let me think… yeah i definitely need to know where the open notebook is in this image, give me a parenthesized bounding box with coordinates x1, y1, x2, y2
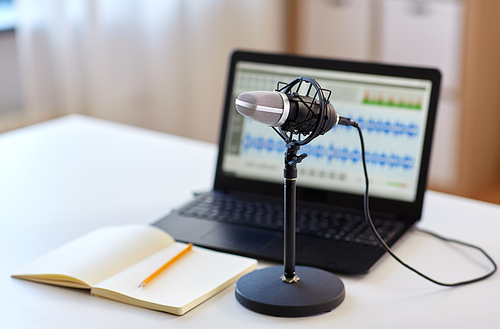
(11, 225, 257, 315)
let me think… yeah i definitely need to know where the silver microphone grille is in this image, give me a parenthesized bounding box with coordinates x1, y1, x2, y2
(235, 91, 284, 126)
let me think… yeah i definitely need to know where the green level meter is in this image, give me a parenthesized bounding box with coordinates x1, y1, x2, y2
(387, 181, 407, 188)
(362, 97, 421, 110)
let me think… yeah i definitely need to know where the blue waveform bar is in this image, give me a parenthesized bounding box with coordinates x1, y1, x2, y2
(338, 117, 419, 137)
(242, 135, 415, 170)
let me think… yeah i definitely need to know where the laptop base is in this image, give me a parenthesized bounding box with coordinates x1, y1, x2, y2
(235, 265, 345, 317)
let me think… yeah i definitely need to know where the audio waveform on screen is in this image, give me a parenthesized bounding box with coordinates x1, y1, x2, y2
(242, 135, 415, 170)
(337, 117, 419, 137)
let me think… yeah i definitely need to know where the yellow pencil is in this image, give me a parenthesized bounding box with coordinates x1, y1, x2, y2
(138, 243, 193, 288)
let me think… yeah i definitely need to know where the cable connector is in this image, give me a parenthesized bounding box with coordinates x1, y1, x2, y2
(338, 116, 358, 127)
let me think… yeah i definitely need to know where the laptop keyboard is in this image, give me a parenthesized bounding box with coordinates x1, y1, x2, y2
(177, 193, 405, 248)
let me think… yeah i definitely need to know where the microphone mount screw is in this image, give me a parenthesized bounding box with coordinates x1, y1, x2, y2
(287, 153, 308, 166)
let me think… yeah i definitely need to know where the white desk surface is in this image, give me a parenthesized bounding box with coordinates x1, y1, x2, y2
(2, 115, 499, 328)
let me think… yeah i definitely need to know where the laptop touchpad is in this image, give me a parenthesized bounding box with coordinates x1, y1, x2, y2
(200, 226, 280, 252)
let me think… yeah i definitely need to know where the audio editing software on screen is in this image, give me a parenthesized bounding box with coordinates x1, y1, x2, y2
(222, 62, 433, 203)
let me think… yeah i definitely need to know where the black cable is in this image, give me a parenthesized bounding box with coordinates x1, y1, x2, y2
(340, 116, 497, 287)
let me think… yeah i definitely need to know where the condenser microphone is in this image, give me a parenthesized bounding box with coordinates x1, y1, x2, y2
(235, 90, 339, 135)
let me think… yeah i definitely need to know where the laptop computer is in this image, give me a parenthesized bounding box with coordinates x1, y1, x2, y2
(153, 50, 440, 275)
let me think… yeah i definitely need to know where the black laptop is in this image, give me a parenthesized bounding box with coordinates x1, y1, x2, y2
(153, 50, 440, 274)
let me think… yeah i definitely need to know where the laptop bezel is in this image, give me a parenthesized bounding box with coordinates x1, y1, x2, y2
(214, 50, 441, 221)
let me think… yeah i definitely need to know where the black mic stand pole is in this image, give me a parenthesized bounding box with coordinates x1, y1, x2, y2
(282, 142, 304, 283)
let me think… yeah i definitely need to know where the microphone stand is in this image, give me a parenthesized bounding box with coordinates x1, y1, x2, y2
(234, 76, 345, 317)
(234, 141, 345, 317)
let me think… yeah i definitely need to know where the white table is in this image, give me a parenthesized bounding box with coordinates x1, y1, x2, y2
(2, 115, 499, 328)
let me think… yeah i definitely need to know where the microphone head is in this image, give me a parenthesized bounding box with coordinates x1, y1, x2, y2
(235, 91, 288, 126)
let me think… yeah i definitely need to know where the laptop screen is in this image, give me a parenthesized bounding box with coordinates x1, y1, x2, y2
(220, 57, 436, 204)
(216, 51, 440, 216)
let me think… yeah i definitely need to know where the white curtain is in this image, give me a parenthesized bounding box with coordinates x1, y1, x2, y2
(15, 0, 286, 142)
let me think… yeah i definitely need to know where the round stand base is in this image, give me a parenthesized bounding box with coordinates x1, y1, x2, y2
(235, 265, 345, 317)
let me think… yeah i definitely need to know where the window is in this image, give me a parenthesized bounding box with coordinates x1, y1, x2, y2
(0, 0, 15, 31)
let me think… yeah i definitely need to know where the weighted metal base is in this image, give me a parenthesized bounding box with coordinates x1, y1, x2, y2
(235, 265, 345, 317)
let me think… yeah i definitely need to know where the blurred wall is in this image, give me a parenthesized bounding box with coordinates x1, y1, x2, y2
(0, 30, 23, 115)
(1, 0, 287, 143)
(2, 0, 500, 202)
